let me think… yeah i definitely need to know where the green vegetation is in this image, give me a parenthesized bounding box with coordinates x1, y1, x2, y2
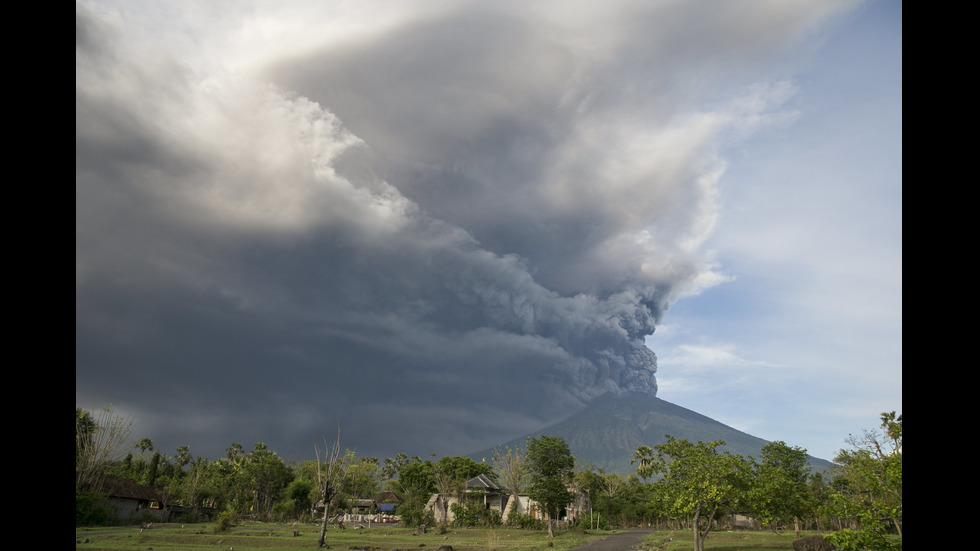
(629, 413, 903, 551)
(648, 437, 753, 551)
(76, 406, 901, 551)
(822, 412, 902, 551)
(639, 529, 869, 551)
(525, 436, 575, 538)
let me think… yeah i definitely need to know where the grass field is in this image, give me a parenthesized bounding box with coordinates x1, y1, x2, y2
(640, 529, 830, 551)
(74, 522, 838, 550)
(74, 522, 602, 551)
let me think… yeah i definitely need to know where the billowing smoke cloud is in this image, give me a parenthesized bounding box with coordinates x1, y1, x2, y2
(76, 0, 858, 459)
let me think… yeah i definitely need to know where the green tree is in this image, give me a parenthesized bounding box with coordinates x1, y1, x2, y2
(136, 438, 154, 455)
(392, 457, 436, 528)
(650, 436, 753, 551)
(226, 442, 245, 461)
(241, 443, 293, 520)
(395, 458, 435, 495)
(193, 456, 238, 515)
(382, 452, 410, 482)
(574, 465, 633, 529)
(824, 412, 902, 551)
(806, 470, 835, 532)
(275, 478, 314, 521)
(751, 441, 813, 537)
(437, 455, 494, 481)
(175, 445, 192, 474)
(146, 451, 162, 486)
(525, 436, 575, 538)
(343, 456, 381, 502)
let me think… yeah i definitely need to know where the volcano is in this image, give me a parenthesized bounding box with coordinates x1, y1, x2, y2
(472, 391, 834, 475)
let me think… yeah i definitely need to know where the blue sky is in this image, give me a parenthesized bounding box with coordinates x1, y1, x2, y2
(76, 0, 900, 463)
(648, 0, 901, 461)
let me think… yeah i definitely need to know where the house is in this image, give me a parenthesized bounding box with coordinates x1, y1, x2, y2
(349, 498, 377, 514)
(373, 490, 402, 515)
(98, 476, 172, 525)
(337, 490, 404, 524)
(465, 474, 508, 513)
(426, 474, 588, 526)
(501, 491, 590, 526)
(427, 474, 509, 524)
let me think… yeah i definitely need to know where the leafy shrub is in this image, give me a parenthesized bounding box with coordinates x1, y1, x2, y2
(76, 492, 110, 526)
(396, 501, 435, 529)
(485, 508, 503, 527)
(212, 506, 237, 533)
(506, 512, 545, 530)
(272, 498, 301, 522)
(578, 514, 610, 530)
(450, 502, 478, 527)
(826, 528, 902, 551)
(450, 501, 502, 528)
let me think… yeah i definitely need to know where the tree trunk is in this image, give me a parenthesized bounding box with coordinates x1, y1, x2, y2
(440, 497, 450, 532)
(317, 496, 331, 548)
(692, 504, 703, 551)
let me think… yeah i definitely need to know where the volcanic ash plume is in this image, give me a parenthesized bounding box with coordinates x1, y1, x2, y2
(74, 0, 844, 455)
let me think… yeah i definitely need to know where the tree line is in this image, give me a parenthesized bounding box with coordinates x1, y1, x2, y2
(76, 407, 900, 551)
(614, 412, 901, 551)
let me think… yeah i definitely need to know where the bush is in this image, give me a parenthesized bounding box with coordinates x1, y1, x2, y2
(506, 512, 544, 530)
(578, 514, 610, 531)
(396, 501, 435, 529)
(76, 492, 110, 526)
(485, 508, 503, 527)
(450, 501, 503, 528)
(213, 506, 237, 533)
(272, 498, 298, 522)
(825, 528, 902, 551)
(450, 502, 478, 527)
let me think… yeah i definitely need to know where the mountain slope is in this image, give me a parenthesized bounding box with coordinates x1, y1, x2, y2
(472, 391, 834, 475)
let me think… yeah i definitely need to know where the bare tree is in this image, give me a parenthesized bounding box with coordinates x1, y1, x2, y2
(433, 468, 464, 533)
(492, 443, 527, 518)
(315, 425, 354, 548)
(76, 406, 135, 494)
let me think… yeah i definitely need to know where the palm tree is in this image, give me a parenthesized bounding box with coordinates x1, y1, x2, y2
(136, 438, 154, 456)
(175, 445, 192, 472)
(631, 445, 654, 481)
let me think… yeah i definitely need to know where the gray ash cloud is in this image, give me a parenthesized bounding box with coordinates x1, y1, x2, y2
(76, 0, 846, 459)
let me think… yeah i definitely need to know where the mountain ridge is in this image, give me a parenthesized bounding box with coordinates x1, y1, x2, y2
(471, 391, 834, 475)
